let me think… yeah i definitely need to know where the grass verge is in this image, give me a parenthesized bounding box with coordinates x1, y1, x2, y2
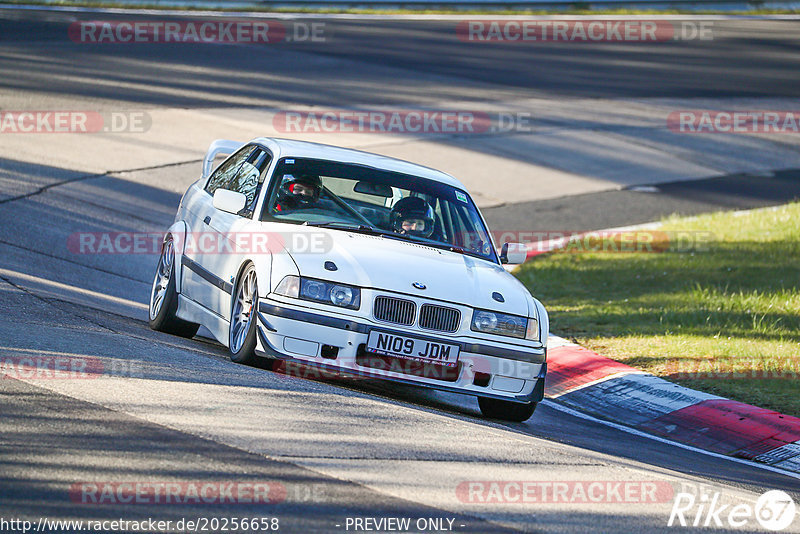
(515, 202, 800, 416)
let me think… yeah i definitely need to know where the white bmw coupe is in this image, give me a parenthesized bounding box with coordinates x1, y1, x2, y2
(149, 138, 548, 421)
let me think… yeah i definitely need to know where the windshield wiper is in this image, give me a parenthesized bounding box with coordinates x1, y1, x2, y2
(305, 221, 370, 229)
(303, 223, 480, 256)
(376, 231, 479, 256)
(304, 221, 383, 234)
(414, 241, 489, 260)
(420, 241, 465, 254)
(305, 222, 417, 241)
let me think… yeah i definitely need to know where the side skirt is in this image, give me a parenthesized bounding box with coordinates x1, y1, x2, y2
(176, 294, 230, 346)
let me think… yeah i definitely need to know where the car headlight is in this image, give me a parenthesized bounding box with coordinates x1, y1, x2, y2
(471, 309, 538, 341)
(274, 275, 360, 310)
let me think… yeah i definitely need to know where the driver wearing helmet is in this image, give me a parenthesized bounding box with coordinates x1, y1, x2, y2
(390, 196, 436, 239)
(275, 174, 323, 212)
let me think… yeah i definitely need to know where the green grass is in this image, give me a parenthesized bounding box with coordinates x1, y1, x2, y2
(6, 0, 800, 15)
(515, 203, 800, 416)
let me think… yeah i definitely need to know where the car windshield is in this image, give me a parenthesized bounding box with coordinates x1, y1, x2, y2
(262, 157, 497, 262)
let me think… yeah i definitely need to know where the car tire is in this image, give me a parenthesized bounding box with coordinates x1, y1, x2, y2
(229, 263, 266, 367)
(478, 396, 537, 422)
(148, 236, 200, 338)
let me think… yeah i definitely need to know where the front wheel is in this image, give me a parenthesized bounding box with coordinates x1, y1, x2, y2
(478, 397, 537, 422)
(229, 264, 262, 366)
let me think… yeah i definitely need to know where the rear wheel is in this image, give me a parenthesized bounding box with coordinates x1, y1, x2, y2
(148, 236, 199, 338)
(478, 397, 537, 422)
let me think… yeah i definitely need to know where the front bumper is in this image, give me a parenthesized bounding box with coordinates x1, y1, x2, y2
(254, 299, 547, 404)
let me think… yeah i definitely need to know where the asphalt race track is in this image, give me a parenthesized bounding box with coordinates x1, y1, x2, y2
(1, 7, 799, 534)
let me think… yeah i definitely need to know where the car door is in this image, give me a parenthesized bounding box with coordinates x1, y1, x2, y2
(181, 145, 256, 310)
(197, 147, 273, 318)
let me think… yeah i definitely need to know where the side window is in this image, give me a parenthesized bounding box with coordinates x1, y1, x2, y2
(227, 149, 272, 209)
(451, 202, 493, 257)
(205, 146, 255, 196)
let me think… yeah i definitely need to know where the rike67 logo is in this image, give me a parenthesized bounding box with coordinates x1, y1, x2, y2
(669, 489, 796, 531)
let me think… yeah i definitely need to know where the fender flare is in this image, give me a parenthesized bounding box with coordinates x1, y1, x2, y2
(232, 256, 273, 301)
(532, 298, 549, 350)
(164, 220, 188, 293)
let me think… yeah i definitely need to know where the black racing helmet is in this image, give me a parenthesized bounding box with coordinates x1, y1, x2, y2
(390, 196, 436, 238)
(278, 174, 323, 205)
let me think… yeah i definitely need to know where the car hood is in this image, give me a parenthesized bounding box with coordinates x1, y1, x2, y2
(281, 226, 533, 316)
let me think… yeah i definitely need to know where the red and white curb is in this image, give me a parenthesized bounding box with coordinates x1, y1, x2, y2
(544, 335, 800, 475)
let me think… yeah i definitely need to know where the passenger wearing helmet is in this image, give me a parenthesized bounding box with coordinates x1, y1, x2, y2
(275, 174, 323, 211)
(390, 196, 436, 239)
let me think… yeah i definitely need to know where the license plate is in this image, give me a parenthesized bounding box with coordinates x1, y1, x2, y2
(366, 331, 460, 367)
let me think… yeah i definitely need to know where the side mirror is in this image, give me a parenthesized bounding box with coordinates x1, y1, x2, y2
(212, 189, 247, 215)
(500, 242, 528, 265)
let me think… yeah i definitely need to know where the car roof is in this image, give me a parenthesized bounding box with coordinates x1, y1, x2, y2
(253, 137, 466, 190)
